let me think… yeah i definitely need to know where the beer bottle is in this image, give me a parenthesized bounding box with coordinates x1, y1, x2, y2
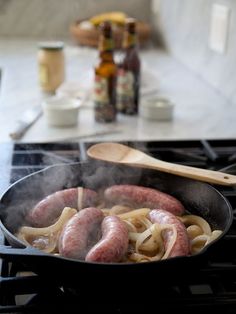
(117, 18, 141, 115)
(94, 21, 117, 123)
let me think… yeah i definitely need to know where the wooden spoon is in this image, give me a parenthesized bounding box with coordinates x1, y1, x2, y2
(87, 142, 236, 186)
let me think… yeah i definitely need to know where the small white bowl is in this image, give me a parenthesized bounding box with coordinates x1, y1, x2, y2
(42, 96, 81, 127)
(140, 97, 174, 121)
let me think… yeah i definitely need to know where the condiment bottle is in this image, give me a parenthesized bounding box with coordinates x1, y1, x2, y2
(94, 21, 117, 123)
(116, 18, 141, 115)
(38, 41, 65, 93)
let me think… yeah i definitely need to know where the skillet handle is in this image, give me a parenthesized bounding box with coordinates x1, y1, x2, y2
(0, 245, 48, 259)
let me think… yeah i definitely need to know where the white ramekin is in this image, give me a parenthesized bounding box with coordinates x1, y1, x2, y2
(140, 97, 174, 121)
(42, 96, 81, 127)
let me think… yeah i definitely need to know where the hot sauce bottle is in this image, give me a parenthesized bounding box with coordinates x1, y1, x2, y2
(117, 18, 141, 115)
(94, 21, 117, 123)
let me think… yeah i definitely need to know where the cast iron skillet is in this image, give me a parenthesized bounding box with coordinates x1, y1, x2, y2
(0, 161, 233, 290)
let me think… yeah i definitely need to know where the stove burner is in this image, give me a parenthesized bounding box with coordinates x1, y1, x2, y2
(1, 139, 236, 313)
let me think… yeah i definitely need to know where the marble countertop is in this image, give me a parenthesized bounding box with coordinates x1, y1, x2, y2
(0, 38, 236, 143)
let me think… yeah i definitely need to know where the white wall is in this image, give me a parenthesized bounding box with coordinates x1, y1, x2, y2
(152, 0, 236, 104)
(0, 0, 151, 38)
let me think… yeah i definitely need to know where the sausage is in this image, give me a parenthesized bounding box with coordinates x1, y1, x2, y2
(86, 216, 129, 263)
(104, 185, 185, 216)
(26, 187, 98, 227)
(149, 209, 190, 258)
(58, 207, 104, 260)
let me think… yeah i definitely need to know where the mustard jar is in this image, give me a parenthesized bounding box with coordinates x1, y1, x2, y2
(38, 41, 65, 93)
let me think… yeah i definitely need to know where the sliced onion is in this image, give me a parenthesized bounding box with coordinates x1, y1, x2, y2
(17, 207, 77, 253)
(160, 224, 177, 259)
(180, 215, 212, 236)
(187, 224, 203, 240)
(110, 205, 132, 215)
(191, 234, 209, 253)
(206, 230, 222, 245)
(125, 221, 137, 233)
(100, 208, 111, 216)
(117, 208, 150, 220)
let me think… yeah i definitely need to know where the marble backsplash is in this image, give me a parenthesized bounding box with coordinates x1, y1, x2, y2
(2, 0, 235, 105)
(0, 0, 151, 38)
(152, 0, 236, 105)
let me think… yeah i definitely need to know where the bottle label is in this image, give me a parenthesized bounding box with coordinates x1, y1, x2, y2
(94, 75, 116, 122)
(39, 64, 49, 86)
(117, 69, 134, 96)
(116, 69, 135, 112)
(94, 75, 109, 105)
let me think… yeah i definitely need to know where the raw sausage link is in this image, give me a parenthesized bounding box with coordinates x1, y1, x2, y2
(86, 216, 129, 263)
(104, 185, 185, 216)
(149, 209, 190, 258)
(58, 207, 104, 260)
(27, 188, 98, 227)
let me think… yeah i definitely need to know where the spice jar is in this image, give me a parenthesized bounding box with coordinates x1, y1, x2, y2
(38, 41, 65, 93)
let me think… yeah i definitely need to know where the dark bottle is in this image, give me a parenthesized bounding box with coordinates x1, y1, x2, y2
(94, 21, 117, 123)
(116, 18, 141, 115)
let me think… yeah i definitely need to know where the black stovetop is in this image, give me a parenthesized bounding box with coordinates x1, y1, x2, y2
(1, 139, 236, 313)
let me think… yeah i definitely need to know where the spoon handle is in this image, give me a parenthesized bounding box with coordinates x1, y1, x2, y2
(137, 157, 236, 186)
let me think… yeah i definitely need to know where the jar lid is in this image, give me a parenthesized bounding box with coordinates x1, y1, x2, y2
(38, 41, 64, 51)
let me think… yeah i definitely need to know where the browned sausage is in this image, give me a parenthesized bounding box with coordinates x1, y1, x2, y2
(85, 216, 129, 263)
(149, 209, 190, 258)
(26, 187, 98, 227)
(104, 185, 185, 216)
(58, 207, 104, 260)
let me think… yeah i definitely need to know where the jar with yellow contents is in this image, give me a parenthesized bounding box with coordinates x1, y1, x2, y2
(38, 41, 65, 93)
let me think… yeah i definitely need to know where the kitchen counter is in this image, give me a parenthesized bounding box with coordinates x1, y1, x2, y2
(0, 38, 236, 143)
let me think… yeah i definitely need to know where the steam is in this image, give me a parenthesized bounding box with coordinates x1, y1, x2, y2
(1, 142, 149, 236)
(2, 156, 80, 234)
(0, 143, 14, 197)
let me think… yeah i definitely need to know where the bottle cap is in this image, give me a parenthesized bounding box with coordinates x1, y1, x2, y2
(125, 18, 136, 33)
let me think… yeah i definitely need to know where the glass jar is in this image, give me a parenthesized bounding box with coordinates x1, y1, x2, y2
(38, 41, 65, 93)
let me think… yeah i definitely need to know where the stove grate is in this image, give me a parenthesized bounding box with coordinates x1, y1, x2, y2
(1, 139, 236, 312)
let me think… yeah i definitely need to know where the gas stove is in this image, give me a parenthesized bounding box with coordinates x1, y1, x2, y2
(1, 139, 236, 313)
